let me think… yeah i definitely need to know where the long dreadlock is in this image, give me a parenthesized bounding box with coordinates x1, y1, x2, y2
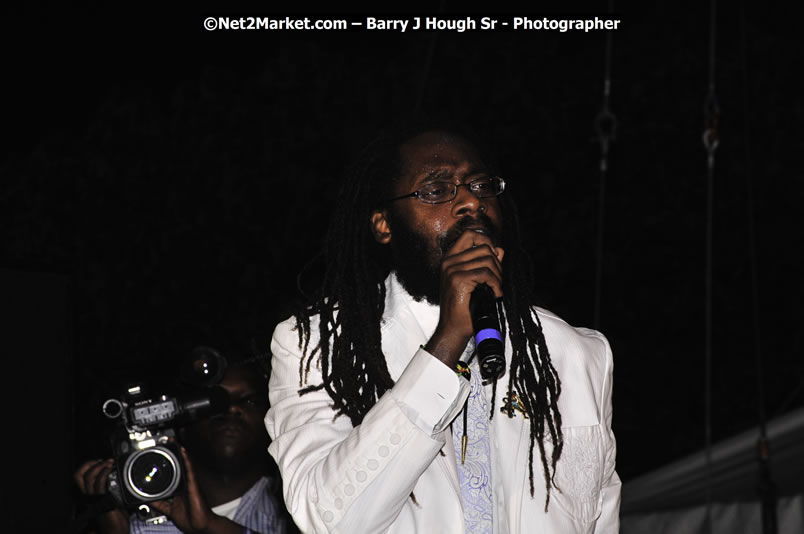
(294, 127, 564, 509)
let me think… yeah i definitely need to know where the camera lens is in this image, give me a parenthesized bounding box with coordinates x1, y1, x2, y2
(124, 447, 180, 500)
(102, 399, 124, 419)
(193, 357, 220, 379)
(181, 346, 227, 387)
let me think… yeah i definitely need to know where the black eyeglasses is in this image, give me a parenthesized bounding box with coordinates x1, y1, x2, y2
(387, 176, 506, 204)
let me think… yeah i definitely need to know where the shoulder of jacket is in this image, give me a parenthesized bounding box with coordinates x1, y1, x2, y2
(531, 306, 610, 353)
(271, 311, 327, 356)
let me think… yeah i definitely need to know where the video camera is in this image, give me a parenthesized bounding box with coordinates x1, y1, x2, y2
(102, 382, 229, 517)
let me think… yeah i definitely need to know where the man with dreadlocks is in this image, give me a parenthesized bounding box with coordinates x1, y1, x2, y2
(266, 128, 620, 533)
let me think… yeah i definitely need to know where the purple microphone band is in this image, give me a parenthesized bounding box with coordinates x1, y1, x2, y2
(475, 328, 503, 344)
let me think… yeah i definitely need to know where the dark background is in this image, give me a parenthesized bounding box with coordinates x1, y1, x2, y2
(2, 2, 802, 530)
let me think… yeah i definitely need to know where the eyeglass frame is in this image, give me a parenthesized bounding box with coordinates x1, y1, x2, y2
(386, 175, 506, 205)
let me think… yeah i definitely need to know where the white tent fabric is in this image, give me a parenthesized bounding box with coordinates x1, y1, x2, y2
(620, 406, 804, 533)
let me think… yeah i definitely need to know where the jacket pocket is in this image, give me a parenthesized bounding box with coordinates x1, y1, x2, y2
(551, 425, 604, 524)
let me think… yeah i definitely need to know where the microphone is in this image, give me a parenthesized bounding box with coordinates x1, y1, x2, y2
(469, 283, 505, 380)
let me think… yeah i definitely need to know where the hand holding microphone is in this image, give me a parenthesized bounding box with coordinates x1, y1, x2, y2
(426, 229, 505, 374)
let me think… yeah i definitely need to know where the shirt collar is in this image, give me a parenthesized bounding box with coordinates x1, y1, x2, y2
(385, 271, 441, 339)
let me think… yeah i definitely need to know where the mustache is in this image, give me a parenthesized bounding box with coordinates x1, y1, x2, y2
(438, 213, 502, 255)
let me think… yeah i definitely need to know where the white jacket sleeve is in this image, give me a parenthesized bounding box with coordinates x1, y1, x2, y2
(593, 332, 621, 534)
(265, 320, 470, 534)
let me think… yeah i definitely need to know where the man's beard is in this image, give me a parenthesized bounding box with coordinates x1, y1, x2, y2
(388, 211, 503, 305)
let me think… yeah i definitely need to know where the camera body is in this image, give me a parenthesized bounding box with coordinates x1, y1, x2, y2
(103, 383, 229, 510)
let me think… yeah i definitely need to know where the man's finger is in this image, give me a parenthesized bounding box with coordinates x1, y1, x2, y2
(444, 256, 502, 281)
(445, 230, 499, 257)
(75, 459, 105, 491)
(443, 253, 503, 285)
(81, 459, 107, 495)
(448, 266, 504, 298)
(442, 244, 502, 274)
(149, 499, 169, 515)
(90, 459, 114, 495)
(179, 446, 200, 491)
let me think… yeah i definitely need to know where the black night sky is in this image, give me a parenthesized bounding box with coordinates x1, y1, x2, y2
(3, 3, 803, 530)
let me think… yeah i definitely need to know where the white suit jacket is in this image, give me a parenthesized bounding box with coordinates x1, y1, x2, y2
(266, 273, 620, 533)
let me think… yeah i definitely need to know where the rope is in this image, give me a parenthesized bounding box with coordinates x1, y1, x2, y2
(593, 0, 617, 330)
(739, 5, 777, 533)
(702, 2, 718, 533)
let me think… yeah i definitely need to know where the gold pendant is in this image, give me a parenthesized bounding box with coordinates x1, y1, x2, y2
(500, 392, 529, 419)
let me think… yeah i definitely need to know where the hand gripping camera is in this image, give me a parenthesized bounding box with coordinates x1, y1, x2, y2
(102, 383, 229, 511)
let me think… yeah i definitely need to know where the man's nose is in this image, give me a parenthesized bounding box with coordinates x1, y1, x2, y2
(227, 401, 245, 416)
(452, 183, 484, 217)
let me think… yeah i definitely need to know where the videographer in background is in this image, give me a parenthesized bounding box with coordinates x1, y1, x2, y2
(74, 347, 290, 534)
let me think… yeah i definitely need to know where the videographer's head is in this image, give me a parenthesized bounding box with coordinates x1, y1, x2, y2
(179, 347, 271, 476)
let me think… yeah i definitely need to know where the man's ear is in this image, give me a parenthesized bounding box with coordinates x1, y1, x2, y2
(370, 209, 392, 244)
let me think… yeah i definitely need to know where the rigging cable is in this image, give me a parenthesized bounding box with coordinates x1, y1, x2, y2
(739, 4, 777, 533)
(593, 0, 617, 330)
(702, 1, 719, 533)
